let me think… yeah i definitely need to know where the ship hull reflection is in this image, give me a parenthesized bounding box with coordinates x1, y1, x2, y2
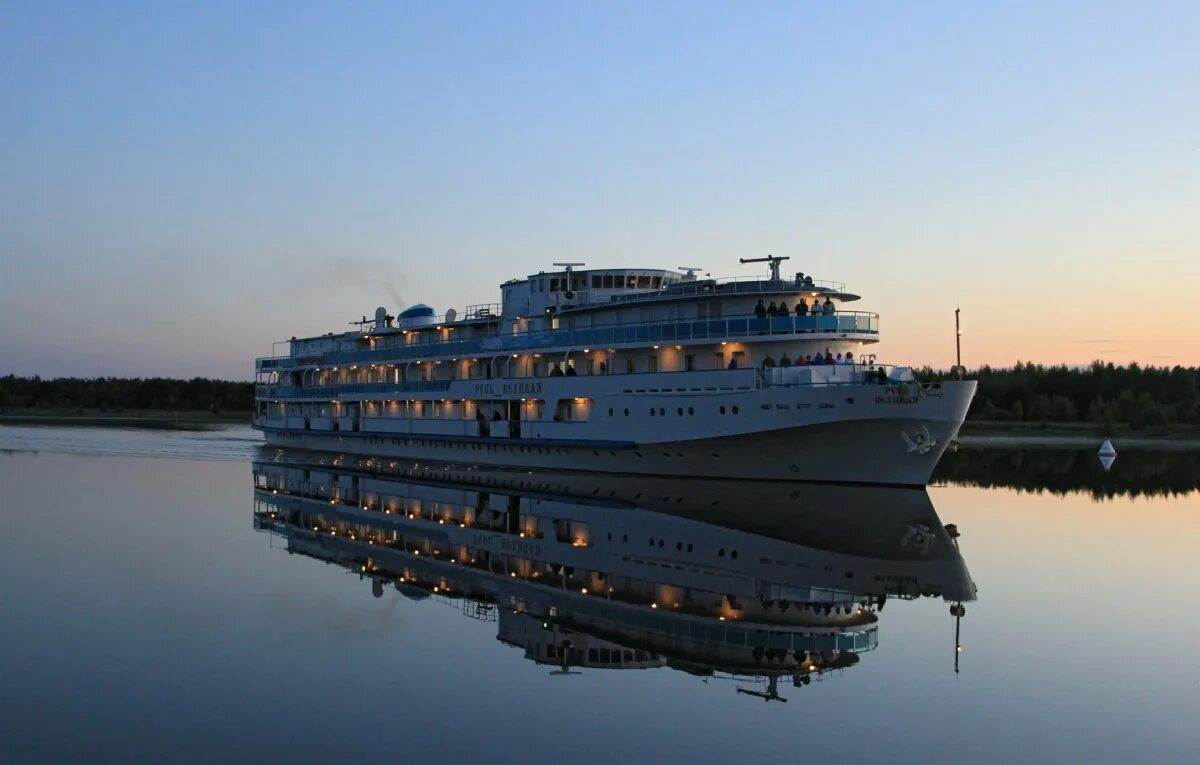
(253, 453, 976, 700)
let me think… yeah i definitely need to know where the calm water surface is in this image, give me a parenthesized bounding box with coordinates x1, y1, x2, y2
(0, 425, 1197, 764)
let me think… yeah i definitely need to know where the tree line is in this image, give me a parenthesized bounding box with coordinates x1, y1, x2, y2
(921, 362, 1200, 428)
(932, 447, 1200, 499)
(0, 375, 254, 414)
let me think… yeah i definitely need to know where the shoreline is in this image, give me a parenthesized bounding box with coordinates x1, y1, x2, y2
(3, 413, 1198, 448)
(956, 421, 1200, 450)
(0, 411, 251, 429)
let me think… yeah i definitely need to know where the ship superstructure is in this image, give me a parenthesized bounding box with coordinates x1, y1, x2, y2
(253, 258, 975, 484)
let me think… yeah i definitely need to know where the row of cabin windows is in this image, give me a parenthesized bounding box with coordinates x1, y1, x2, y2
(536, 274, 680, 292)
(609, 405, 739, 416)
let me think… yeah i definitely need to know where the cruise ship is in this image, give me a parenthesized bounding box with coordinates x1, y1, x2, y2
(251, 453, 975, 699)
(253, 257, 976, 485)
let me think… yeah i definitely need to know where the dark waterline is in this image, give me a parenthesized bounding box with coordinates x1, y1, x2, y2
(0, 426, 1197, 764)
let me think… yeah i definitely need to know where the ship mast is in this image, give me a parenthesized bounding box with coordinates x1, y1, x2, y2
(739, 254, 790, 282)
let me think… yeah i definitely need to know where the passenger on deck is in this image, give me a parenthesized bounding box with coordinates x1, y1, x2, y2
(766, 301, 777, 316)
(491, 410, 502, 421)
(779, 354, 792, 367)
(795, 354, 808, 366)
(565, 364, 577, 376)
(753, 299, 767, 318)
(825, 350, 834, 364)
(761, 355, 776, 368)
(775, 301, 790, 316)
(822, 298, 835, 315)
(794, 272, 805, 286)
(550, 363, 564, 377)
(845, 351, 855, 365)
(835, 353, 846, 365)
(795, 299, 808, 316)
(804, 275, 814, 287)
(727, 357, 738, 369)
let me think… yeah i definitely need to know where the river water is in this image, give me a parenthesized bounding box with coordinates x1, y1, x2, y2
(0, 425, 1196, 764)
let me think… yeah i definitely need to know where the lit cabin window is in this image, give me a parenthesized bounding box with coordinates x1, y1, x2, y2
(625, 274, 637, 289)
(637, 275, 651, 289)
(651, 276, 662, 288)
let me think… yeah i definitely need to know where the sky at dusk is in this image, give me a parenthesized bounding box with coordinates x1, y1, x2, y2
(2, 1, 1197, 380)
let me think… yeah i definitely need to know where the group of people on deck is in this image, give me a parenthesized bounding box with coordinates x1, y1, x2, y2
(753, 297, 835, 318)
(761, 350, 854, 368)
(549, 363, 577, 377)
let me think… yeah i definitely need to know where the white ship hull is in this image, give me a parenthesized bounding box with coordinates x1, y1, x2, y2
(258, 380, 975, 486)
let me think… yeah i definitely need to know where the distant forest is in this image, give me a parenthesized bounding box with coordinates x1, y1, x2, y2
(0, 376, 254, 413)
(922, 362, 1200, 428)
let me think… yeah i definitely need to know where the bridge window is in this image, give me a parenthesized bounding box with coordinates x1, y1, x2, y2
(592, 275, 602, 288)
(549, 278, 560, 291)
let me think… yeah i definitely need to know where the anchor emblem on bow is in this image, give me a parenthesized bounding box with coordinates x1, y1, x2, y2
(901, 425, 937, 455)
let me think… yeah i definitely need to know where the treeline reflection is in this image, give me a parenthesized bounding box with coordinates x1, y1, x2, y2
(932, 448, 1200, 499)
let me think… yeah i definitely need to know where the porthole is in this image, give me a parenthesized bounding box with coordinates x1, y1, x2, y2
(688, 407, 694, 415)
(659, 408, 665, 416)
(687, 544, 693, 552)
(719, 406, 726, 415)
(622, 534, 628, 542)
(732, 406, 739, 414)
(650, 409, 656, 416)
(624, 408, 629, 416)
(676, 542, 682, 551)
(731, 550, 738, 559)
(718, 548, 725, 557)
(608, 408, 614, 416)
(648, 538, 655, 546)
(658, 540, 664, 548)
(677, 407, 684, 416)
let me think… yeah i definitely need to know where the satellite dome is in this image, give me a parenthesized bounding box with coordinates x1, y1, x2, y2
(396, 304, 437, 329)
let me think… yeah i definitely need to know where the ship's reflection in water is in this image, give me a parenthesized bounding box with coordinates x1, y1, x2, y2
(252, 455, 976, 702)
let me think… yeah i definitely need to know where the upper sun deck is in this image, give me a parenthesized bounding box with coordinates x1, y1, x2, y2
(260, 261, 870, 370)
(502, 265, 859, 320)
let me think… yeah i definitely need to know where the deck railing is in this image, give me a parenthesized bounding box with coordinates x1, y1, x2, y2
(257, 311, 879, 370)
(255, 363, 916, 400)
(589, 276, 849, 309)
